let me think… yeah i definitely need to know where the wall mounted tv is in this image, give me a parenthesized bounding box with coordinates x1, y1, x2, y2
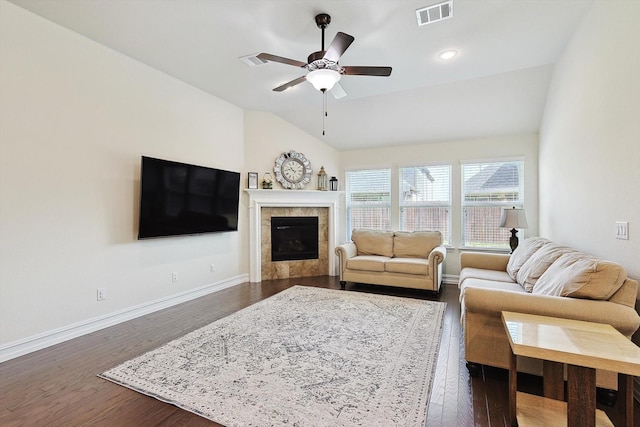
(138, 156, 240, 239)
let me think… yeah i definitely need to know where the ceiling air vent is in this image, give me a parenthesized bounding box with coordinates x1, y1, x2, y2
(239, 53, 268, 67)
(416, 1, 453, 27)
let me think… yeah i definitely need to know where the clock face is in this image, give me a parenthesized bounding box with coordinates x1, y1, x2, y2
(282, 159, 304, 182)
(274, 150, 312, 190)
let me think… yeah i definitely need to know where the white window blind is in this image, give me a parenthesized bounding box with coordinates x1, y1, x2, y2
(399, 165, 451, 245)
(345, 169, 391, 239)
(462, 160, 524, 249)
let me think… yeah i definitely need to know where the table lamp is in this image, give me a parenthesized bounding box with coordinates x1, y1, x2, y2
(499, 207, 528, 253)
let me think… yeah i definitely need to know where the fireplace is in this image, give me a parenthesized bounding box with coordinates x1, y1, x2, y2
(246, 189, 342, 282)
(271, 217, 319, 261)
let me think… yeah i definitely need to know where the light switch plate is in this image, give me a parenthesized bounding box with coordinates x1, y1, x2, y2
(615, 221, 629, 240)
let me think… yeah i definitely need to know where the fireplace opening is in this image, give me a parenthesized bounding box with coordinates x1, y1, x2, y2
(271, 216, 319, 261)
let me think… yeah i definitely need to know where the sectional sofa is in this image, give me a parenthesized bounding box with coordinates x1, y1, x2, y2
(458, 237, 640, 392)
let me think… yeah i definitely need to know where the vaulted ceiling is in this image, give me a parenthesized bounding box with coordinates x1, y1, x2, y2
(9, 0, 593, 150)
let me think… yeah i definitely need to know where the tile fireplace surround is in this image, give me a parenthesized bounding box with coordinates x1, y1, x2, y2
(246, 190, 343, 282)
(261, 207, 326, 280)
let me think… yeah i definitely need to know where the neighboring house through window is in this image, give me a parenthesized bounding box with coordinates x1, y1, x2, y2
(399, 165, 451, 245)
(461, 159, 525, 249)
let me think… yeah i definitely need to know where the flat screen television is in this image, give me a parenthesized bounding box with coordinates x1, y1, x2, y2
(138, 156, 240, 239)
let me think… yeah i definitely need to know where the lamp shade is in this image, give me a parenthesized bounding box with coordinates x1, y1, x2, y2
(499, 207, 528, 229)
(306, 69, 341, 91)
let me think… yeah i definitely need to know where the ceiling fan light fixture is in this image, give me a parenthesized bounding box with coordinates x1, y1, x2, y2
(306, 69, 341, 91)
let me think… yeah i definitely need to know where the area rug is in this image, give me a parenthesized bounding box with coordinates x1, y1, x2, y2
(99, 286, 446, 426)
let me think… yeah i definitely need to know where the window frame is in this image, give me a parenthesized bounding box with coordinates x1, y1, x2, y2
(461, 158, 525, 250)
(398, 164, 452, 245)
(344, 168, 392, 240)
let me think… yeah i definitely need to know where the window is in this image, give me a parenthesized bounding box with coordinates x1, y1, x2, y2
(345, 169, 391, 239)
(462, 160, 524, 249)
(399, 165, 451, 245)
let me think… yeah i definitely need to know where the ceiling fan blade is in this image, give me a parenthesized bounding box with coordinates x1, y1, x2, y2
(273, 76, 307, 92)
(331, 82, 347, 99)
(257, 53, 307, 68)
(324, 32, 355, 62)
(342, 66, 392, 76)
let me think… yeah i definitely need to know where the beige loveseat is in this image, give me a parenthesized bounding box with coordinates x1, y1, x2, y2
(335, 229, 446, 292)
(458, 237, 640, 391)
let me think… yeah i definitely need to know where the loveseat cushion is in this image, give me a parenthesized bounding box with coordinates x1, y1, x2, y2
(385, 257, 429, 275)
(516, 242, 575, 291)
(533, 252, 627, 300)
(352, 229, 394, 257)
(346, 255, 389, 272)
(506, 237, 549, 281)
(393, 231, 442, 258)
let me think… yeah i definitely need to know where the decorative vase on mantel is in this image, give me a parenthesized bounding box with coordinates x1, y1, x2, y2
(262, 172, 273, 189)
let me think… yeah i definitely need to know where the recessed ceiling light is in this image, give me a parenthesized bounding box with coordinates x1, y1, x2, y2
(437, 50, 458, 60)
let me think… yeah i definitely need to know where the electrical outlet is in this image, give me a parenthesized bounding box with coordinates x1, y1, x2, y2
(616, 221, 629, 240)
(210, 263, 215, 273)
(172, 272, 178, 282)
(97, 288, 107, 301)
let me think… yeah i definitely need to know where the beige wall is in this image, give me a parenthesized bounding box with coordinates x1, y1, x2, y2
(539, 1, 640, 279)
(0, 2, 246, 345)
(0, 3, 342, 350)
(243, 110, 340, 190)
(340, 134, 539, 277)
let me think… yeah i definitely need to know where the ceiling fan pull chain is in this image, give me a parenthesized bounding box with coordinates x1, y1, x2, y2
(322, 89, 326, 135)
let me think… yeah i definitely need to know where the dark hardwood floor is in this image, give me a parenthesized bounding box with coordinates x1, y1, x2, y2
(1, 276, 637, 426)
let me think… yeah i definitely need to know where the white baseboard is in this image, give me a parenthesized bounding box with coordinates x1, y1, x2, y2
(0, 274, 249, 363)
(443, 274, 459, 286)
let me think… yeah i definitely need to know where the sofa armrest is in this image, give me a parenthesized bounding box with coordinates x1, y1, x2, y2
(429, 245, 447, 265)
(460, 252, 509, 271)
(428, 245, 447, 276)
(463, 287, 640, 338)
(428, 245, 447, 289)
(335, 242, 357, 259)
(335, 242, 357, 281)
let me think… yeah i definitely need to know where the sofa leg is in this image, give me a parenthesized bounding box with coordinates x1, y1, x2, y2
(466, 362, 482, 377)
(596, 388, 617, 407)
(340, 281, 346, 290)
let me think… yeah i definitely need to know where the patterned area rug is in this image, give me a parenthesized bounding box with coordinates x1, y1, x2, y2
(100, 286, 446, 426)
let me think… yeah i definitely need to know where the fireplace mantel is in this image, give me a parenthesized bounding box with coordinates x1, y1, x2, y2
(246, 190, 343, 282)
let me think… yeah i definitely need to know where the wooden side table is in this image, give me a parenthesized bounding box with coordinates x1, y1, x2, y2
(501, 311, 640, 427)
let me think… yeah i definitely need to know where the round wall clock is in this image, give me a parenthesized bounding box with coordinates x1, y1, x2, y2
(273, 150, 313, 190)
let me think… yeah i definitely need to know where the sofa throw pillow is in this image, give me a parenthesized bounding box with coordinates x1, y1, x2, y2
(516, 242, 575, 292)
(506, 237, 550, 281)
(393, 231, 441, 258)
(533, 252, 627, 300)
(351, 229, 394, 257)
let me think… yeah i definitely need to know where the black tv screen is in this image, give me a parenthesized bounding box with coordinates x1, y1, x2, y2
(138, 156, 240, 239)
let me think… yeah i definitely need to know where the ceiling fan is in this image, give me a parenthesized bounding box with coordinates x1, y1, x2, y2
(257, 13, 392, 97)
